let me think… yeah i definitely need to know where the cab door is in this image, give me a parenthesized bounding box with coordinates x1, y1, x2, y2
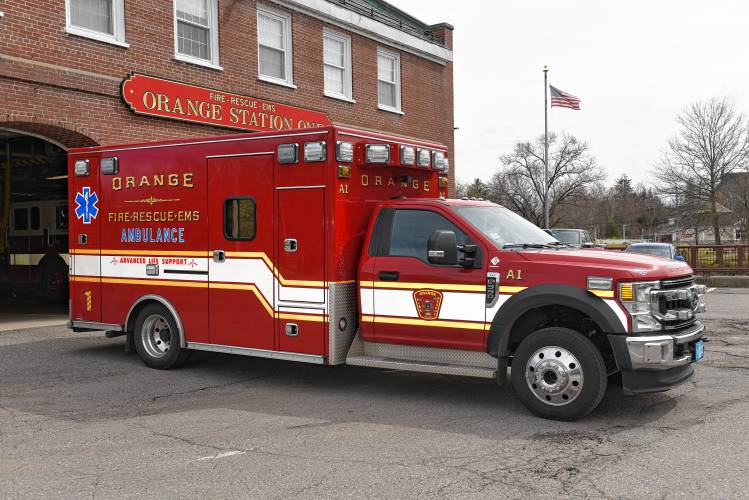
(370, 208, 486, 351)
(208, 155, 275, 349)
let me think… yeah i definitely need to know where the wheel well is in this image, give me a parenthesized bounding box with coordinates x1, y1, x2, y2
(507, 305, 617, 373)
(125, 297, 185, 348)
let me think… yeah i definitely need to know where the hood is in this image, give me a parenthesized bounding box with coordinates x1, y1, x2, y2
(516, 248, 693, 280)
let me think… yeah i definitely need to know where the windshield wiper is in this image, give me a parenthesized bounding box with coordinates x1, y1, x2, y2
(502, 243, 556, 249)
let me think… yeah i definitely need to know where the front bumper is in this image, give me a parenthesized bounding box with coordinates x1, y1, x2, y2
(608, 321, 704, 394)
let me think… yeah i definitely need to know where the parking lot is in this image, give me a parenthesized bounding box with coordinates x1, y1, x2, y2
(1, 288, 748, 498)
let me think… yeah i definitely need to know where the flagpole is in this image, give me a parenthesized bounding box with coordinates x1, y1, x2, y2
(543, 65, 549, 229)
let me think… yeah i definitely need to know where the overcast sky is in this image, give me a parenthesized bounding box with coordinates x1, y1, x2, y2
(396, 0, 749, 186)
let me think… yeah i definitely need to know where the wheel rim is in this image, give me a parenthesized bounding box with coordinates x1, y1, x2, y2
(525, 346, 584, 406)
(141, 314, 172, 359)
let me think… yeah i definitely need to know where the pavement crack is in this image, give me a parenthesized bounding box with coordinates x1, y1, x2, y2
(149, 374, 270, 402)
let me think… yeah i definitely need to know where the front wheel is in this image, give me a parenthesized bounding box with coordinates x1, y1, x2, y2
(133, 304, 191, 369)
(511, 327, 607, 421)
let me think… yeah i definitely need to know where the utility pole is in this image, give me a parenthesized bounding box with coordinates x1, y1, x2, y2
(543, 65, 550, 229)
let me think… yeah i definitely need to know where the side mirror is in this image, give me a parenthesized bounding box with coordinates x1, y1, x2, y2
(427, 230, 458, 265)
(675, 255, 685, 262)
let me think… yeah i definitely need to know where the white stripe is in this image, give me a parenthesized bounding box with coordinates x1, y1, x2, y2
(373, 288, 486, 322)
(73, 254, 101, 276)
(603, 299, 629, 332)
(360, 287, 374, 315)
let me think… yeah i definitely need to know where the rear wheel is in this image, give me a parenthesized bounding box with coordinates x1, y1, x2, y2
(133, 304, 191, 369)
(511, 327, 607, 421)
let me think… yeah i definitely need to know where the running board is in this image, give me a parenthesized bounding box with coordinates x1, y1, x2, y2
(345, 334, 497, 379)
(186, 342, 325, 364)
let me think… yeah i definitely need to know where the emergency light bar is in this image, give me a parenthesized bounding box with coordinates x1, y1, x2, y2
(101, 157, 119, 175)
(74, 159, 90, 176)
(336, 141, 354, 162)
(417, 148, 431, 168)
(432, 151, 447, 172)
(400, 145, 415, 166)
(365, 144, 390, 164)
(304, 141, 326, 162)
(278, 143, 299, 164)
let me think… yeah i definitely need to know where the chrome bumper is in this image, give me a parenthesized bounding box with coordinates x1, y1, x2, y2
(625, 322, 704, 370)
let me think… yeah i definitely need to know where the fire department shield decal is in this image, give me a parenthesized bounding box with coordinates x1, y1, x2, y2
(413, 289, 444, 320)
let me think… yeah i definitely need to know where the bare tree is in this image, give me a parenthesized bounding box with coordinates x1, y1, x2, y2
(492, 133, 605, 227)
(655, 98, 749, 244)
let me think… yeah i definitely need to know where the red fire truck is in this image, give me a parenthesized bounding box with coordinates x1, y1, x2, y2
(68, 126, 706, 420)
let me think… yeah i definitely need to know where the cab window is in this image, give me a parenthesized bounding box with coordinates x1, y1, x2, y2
(13, 208, 28, 231)
(387, 209, 468, 263)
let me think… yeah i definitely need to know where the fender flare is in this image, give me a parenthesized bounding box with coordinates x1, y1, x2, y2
(125, 294, 186, 348)
(487, 284, 627, 359)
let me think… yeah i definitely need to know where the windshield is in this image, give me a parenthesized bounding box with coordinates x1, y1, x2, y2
(453, 205, 559, 248)
(625, 245, 671, 258)
(549, 229, 581, 244)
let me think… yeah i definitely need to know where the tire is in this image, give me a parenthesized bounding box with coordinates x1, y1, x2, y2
(511, 327, 607, 421)
(133, 304, 191, 369)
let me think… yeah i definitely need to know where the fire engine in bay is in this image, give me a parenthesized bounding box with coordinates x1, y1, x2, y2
(67, 126, 706, 420)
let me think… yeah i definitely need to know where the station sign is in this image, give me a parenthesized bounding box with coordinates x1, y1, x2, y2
(121, 73, 331, 133)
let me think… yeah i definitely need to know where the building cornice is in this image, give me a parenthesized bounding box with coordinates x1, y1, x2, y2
(268, 0, 453, 65)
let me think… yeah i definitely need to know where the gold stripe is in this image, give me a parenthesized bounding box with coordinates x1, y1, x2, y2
(102, 277, 208, 288)
(70, 276, 100, 283)
(499, 286, 527, 294)
(369, 281, 486, 292)
(277, 313, 326, 323)
(362, 315, 487, 331)
(71, 249, 206, 257)
(588, 290, 614, 298)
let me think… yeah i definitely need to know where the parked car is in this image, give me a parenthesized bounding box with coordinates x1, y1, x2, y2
(545, 228, 595, 248)
(624, 242, 685, 261)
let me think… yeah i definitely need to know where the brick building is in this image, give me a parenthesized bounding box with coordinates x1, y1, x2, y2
(0, 0, 453, 298)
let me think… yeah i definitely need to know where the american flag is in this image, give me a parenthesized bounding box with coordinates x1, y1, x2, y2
(549, 85, 581, 110)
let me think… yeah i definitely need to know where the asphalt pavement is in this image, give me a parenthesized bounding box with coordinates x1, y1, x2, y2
(1, 289, 748, 498)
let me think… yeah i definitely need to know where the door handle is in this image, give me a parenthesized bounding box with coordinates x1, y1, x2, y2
(213, 249, 226, 263)
(378, 270, 400, 281)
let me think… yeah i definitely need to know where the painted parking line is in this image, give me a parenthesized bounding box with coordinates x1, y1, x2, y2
(193, 450, 246, 462)
(707, 287, 716, 293)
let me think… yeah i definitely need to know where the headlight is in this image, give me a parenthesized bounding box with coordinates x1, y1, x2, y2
(619, 281, 660, 333)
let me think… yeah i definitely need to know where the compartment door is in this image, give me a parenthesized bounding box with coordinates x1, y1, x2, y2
(275, 187, 326, 355)
(208, 155, 275, 349)
(276, 188, 325, 303)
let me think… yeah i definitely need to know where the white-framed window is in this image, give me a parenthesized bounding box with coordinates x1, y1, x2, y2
(174, 0, 221, 69)
(377, 48, 402, 114)
(257, 4, 294, 88)
(65, 0, 128, 47)
(323, 29, 353, 102)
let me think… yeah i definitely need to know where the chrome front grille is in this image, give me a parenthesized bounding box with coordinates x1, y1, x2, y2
(649, 275, 705, 329)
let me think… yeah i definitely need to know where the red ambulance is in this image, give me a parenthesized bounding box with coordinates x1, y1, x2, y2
(68, 125, 706, 420)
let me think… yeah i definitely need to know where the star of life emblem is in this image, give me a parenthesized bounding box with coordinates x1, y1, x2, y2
(74, 186, 99, 224)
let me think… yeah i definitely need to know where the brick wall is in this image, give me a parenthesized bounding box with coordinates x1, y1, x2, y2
(0, 0, 455, 191)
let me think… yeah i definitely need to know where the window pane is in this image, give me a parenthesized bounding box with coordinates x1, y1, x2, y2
(13, 208, 28, 231)
(378, 81, 396, 108)
(388, 210, 466, 261)
(259, 45, 285, 79)
(30, 207, 40, 231)
(378, 53, 395, 83)
(176, 0, 209, 26)
(178, 21, 210, 60)
(225, 199, 256, 240)
(324, 65, 344, 95)
(324, 36, 344, 67)
(258, 13, 284, 49)
(70, 0, 113, 34)
(56, 206, 69, 230)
